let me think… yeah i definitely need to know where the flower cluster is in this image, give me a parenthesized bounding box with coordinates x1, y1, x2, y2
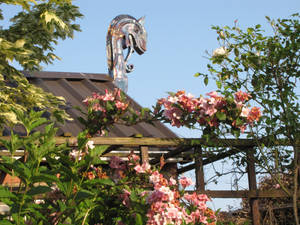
(82, 89, 129, 135)
(108, 154, 216, 225)
(212, 46, 228, 57)
(155, 90, 261, 134)
(69, 140, 95, 161)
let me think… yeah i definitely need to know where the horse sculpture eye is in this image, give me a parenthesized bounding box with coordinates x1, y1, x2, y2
(106, 15, 147, 93)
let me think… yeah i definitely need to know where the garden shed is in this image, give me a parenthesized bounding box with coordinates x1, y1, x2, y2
(0, 71, 186, 186)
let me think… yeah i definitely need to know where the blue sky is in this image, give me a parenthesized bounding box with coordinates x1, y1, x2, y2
(3, 0, 300, 210)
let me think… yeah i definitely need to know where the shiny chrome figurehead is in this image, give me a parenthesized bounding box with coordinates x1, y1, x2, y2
(106, 15, 147, 92)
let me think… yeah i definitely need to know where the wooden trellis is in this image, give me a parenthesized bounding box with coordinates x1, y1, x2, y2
(0, 136, 299, 225)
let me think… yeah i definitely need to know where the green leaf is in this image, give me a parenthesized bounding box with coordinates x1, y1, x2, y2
(135, 213, 143, 225)
(75, 190, 94, 201)
(234, 48, 239, 57)
(216, 80, 222, 89)
(30, 117, 48, 131)
(41, 11, 68, 31)
(31, 173, 59, 183)
(77, 130, 88, 150)
(216, 112, 226, 121)
(27, 186, 52, 196)
(204, 76, 209, 86)
(0, 186, 16, 198)
(90, 145, 108, 157)
(0, 220, 14, 225)
(84, 178, 114, 186)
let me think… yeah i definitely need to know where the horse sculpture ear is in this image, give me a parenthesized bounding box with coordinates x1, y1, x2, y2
(137, 16, 145, 26)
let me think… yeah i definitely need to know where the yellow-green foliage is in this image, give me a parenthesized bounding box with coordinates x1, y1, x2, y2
(0, 0, 83, 127)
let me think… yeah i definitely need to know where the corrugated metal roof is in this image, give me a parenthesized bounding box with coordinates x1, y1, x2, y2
(22, 71, 178, 138)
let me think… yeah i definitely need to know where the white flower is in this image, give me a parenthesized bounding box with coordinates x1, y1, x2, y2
(212, 46, 228, 57)
(241, 107, 250, 117)
(70, 149, 83, 160)
(86, 140, 95, 149)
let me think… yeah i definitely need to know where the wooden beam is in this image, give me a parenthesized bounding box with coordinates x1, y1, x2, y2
(140, 146, 149, 163)
(177, 147, 244, 173)
(150, 145, 192, 164)
(195, 146, 205, 191)
(247, 148, 261, 225)
(187, 190, 295, 198)
(0, 137, 298, 148)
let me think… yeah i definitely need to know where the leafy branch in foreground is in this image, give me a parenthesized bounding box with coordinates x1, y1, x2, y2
(0, 0, 83, 126)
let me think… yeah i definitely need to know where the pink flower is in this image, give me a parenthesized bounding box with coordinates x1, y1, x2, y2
(169, 177, 177, 186)
(168, 96, 179, 103)
(140, 191, 148, 197)
(134, 164, 144, 173)
(102, 89, 115, 101)
(164, 107, 183, 128)
(158, 186, 174, 202)
(149, 171, 162, 184)
(86, 140, 95, 149)
(179, 177, 193, 189)
(206, 91, 220, 99)
(92, 103, 105, 112)
(69, 149, 84, 161)
(82, 97, 92, 106)
(109, 156, 126, 170)
(115, 100, 128, 110)
(235, 90, 251, 103)
(241, 106, 250, 117)
(120, 189, 131, 207)
(142, 162, 151, 171)
(134, 162, 151, 174)
(146, 190, 164, 204)
(247, 106, 261, 123)
(166, 205, 181, 220)
(204, 103, 217, 116)
(128, 152, 140, 165)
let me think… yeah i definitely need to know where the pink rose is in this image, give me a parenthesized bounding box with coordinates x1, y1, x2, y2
(179, 177, 193, 189)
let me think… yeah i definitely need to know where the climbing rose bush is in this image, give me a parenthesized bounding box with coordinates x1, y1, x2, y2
(82, 88, 153, 136)
(154, 90, 261, 135)
(106, 153, 216, 225)
(82, 88, 130, 135)
(83, 89, 261, 138)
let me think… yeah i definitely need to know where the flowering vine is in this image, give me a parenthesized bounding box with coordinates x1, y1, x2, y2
(82, 88, 261, 138)
(82, 88, 154, 136)
(107, 153, 216, 225)
(154, 90, 261, 136)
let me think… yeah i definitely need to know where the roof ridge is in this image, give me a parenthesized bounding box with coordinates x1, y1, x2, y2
(22, 71, 112, 81)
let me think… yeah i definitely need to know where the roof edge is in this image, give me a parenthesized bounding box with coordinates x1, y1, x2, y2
(22, 71, 113, 82)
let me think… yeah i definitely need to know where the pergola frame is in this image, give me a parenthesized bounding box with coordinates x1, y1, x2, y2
(0, 136, 299, 225)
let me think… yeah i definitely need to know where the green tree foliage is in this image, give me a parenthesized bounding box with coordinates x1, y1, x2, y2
(0, 0, 82, 127)
(196, 13, 300, 224)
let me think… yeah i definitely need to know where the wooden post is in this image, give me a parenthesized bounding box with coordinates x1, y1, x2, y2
(297, 146, 300, 189)
(247, 148, 261, 225)
(140, 146, 149, 163)
(194, 146, 205, 191)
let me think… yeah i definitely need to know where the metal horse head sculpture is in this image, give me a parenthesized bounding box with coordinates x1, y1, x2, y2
(106, 15, 147, 92)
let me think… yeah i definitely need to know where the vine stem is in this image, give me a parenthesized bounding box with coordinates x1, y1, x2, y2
(81, 207, 92, 225)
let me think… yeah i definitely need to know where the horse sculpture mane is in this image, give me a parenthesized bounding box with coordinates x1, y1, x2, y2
(106, 15, 147, 92)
